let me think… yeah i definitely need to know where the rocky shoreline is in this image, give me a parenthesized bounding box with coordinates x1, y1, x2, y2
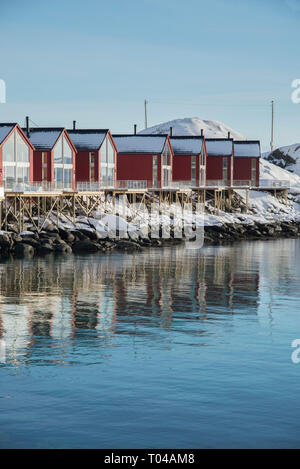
(204, 219, 300, 244)
(0, 218, 300, 258)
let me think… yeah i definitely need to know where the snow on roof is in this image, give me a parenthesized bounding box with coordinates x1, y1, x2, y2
(113, 135, 167, 154)
(0, 124, 15, 145)
(205, 139, 233, 156)
(67, 129, 108, 150)
(25, 128, 64, 150)
(170, 136, 204, 155)
(234, 141, 261, 158)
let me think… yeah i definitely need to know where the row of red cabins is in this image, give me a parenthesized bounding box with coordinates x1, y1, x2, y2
(0, 122, 261, 191)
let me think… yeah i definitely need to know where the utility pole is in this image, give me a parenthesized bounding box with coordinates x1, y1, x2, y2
(270, 100, 274, 152)
(144, 99, 148, 129)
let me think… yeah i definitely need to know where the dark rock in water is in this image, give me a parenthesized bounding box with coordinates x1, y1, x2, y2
(37, 243, 54, 254)
(20, 237, 40, 248)
(54, 243, 72, 254)
(0, 233, 12, 250)
(71, 230, 89, 241)
(14, 243, 34, 256)
(72, 240, 100, 253)
(78, 228, 98, 241)
(140, 238, 151, 246)
(58, 228, 75, 244)
(40, 237, 54, 246)
(115, 240, 141, 251)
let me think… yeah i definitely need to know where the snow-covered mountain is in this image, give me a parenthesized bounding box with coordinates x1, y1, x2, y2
(264, 143, 300, 177)
(138, 117, 245, 140)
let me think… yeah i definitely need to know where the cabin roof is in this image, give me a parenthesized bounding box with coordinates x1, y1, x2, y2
(170, 136, 204, 155)
(113, 134, 168, 154)
(67, 129, 109, 150)
(0, 123, 16, 145)
(234, 141, 261, 158)
(205, 138, 233, 156)
(23, 128, 64, 151)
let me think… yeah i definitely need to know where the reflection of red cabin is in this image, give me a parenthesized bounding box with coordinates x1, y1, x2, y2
(25, 128, 77, 190)
(170, 136, 207, 186)
(113, 134, 173, 188)
(233, 141, 260, 187)
(0, 123, 34, 189)
(205, 138, 233, 186)
(67, 129, 117, 187)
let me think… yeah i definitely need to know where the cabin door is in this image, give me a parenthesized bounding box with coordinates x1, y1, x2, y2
(42, 152, 48, 183)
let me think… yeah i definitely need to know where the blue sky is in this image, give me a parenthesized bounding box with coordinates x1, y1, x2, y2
(1, 0, 300, 151)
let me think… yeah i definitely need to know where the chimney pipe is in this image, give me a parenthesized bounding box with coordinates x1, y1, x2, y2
(201, 128, 203, 137)
(134, 124, 137, 135)
(26, 116, 30, 137)
(228, 131, 231, 139)
(73, 120, 76, 130)
(170, 126, 173, 136)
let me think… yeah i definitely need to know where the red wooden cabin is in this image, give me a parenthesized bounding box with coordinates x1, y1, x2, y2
(113, 134, 173, 188)
(233, 141, 260, 187)
(25, 127, 77, 190)
(170, 136, 206, 186)
(205, 138, 233, 186)
(0, 123, 34, 190)
(67, 129, 117, 188)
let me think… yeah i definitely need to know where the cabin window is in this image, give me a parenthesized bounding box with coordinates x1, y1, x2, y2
(89, 152, 95, 183)
(152, 155, 158, 188)
(100, 137, 115, 187)
(2, 130, 30, 187)
(251, 159, 256, 185)
(191, 155, 196, 185)
(42, 152, 48, 181)
(162, 143, 172, 187)
(53, 134, 73, 188)
(201, 148, 205, 166)
(222, 157, 228, 183)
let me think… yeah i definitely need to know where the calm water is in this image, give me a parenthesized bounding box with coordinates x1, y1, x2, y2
(1, 239, 300, 448)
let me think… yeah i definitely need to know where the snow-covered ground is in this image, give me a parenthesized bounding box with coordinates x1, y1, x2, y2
(260, 159, 300, 193)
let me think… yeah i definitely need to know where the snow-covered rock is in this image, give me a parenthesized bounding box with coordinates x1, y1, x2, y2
(264, 143, 300, 176)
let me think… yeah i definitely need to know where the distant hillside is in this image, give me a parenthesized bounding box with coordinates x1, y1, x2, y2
(264, 143, 300, 176)
(138, 117, 245, 140)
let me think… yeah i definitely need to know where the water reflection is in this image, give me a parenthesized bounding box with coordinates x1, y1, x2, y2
(0, 239, 297, 367)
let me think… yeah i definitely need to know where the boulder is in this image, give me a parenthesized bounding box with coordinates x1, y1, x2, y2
(14, 243, 34, 256)
(72, 240, 100, 253)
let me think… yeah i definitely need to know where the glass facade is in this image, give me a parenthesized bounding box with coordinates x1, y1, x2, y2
(53, 134, 73, 189)
(2, 130, 30, 187)
(100, 136, 115, 187)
